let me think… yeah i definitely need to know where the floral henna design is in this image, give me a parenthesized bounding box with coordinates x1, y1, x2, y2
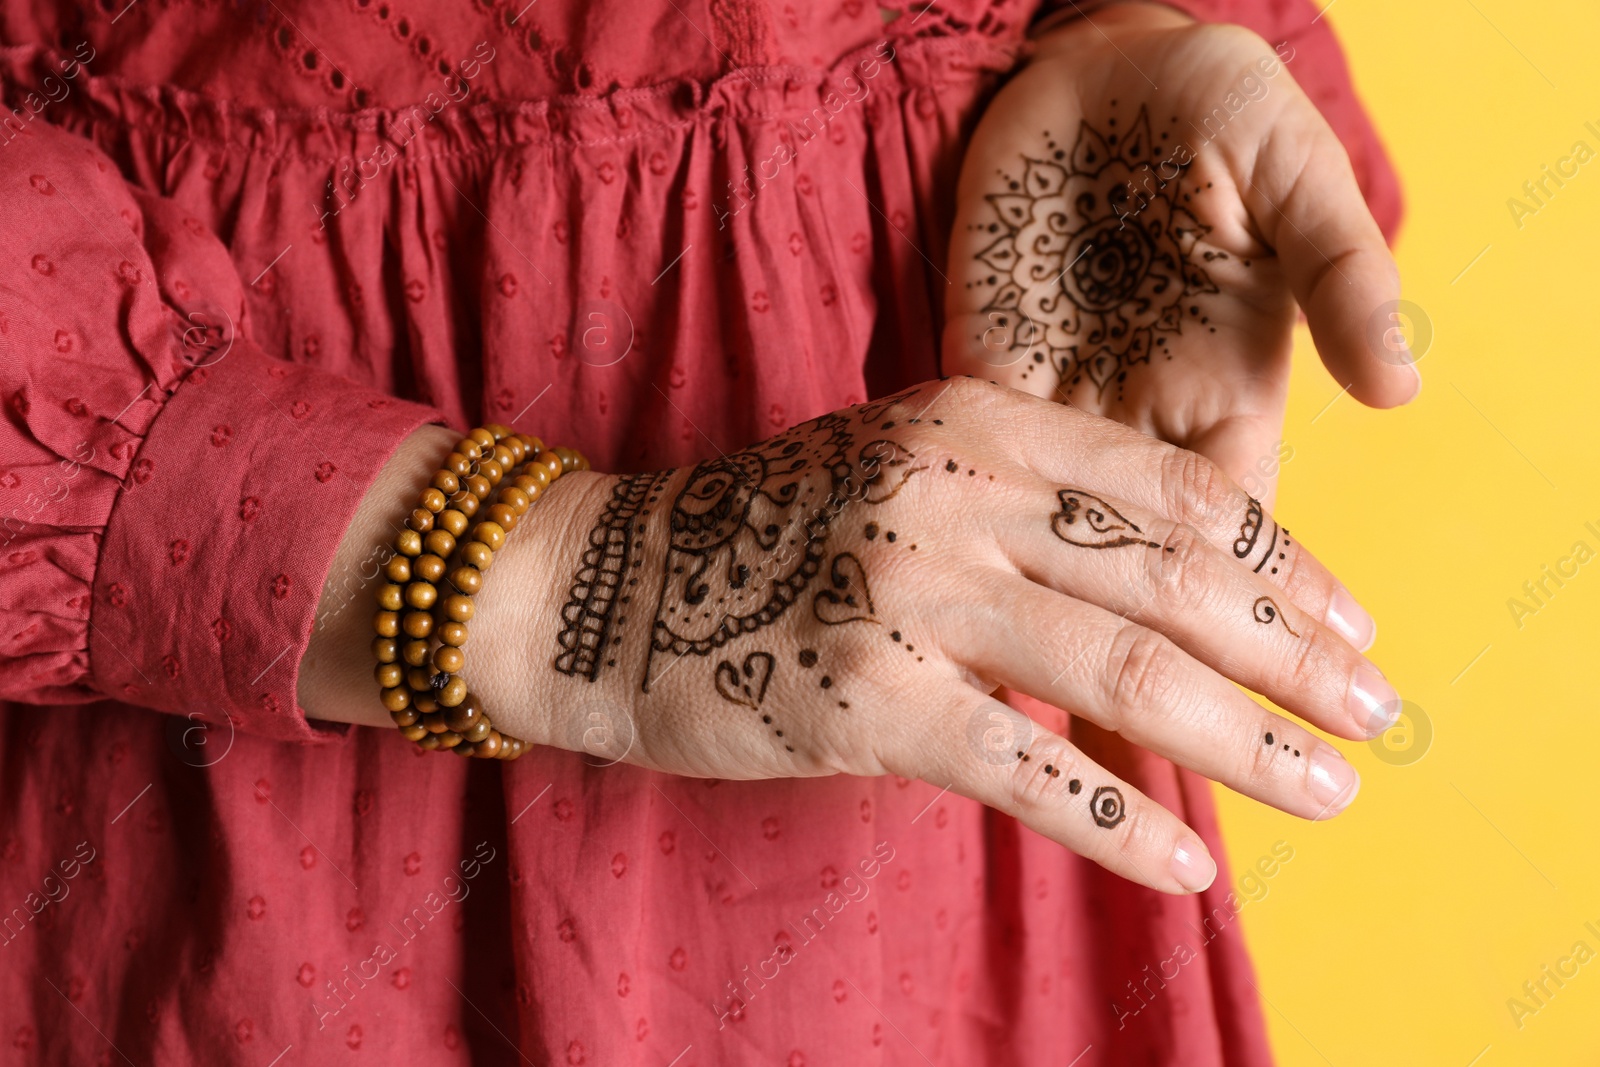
(964, 108, 1219, 395)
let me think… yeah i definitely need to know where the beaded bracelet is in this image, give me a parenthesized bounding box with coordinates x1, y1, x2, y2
(372, 423, 588, 759)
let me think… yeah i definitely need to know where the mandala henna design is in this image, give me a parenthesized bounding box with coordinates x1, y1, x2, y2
(555, 470, 674, 680)
(964, 109, 1219, 395)
(644, 411, 903, 689)
(1252, 595, 1300, 637)
(1090, 785, 1126, 829)
(1052, 489, 1163, 550)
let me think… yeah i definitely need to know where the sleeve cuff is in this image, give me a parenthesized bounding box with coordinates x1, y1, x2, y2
(89, 342, 443, 743)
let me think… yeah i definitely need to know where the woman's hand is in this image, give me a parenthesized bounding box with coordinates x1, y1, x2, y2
(942, 3, 1420, 501)
(470, 379, 1395, 895)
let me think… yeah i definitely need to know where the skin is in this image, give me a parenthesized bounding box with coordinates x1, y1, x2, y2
(302, 379, 1397, 896)
(943, 3, 1421, 507)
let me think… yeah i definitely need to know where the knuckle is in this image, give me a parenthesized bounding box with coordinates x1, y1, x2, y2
(1160, 448, 1231, 528)
(1271, 618, 1338, 694)
(1106, 625, 1184, 724)
(1148, 522, 1212, 613)
(1007, 743, 1080, 814)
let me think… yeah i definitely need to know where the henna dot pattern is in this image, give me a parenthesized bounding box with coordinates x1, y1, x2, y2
(967, 108, 1218, 393)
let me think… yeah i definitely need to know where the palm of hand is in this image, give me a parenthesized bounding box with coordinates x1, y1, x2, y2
(945, 16, 1413, 484)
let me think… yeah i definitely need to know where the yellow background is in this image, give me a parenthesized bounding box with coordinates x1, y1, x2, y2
(1214, 1, 1600, 1063)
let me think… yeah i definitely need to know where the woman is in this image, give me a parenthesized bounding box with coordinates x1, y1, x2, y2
(0, 0, 1414, 1062)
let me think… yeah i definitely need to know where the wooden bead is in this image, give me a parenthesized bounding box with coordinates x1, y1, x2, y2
(504, 436, 527, 464)
(416, 733, 442, 750)
(461, 541, 493, 571)
(414, 553, 447, 583)
(396, 529, 423, 556)
(374, 611, 400, 638)
(452, 740, 477, 757)
(372, 637, 398, 663)
(438, 621, 468, 647)
(512, 476, 543, 502)
(431, 469, 460, 495)
(423, 530, 455, 559)
(464, 474, 492, 499)
(402, 610, 433, 638)
(404, 582, 437, 610)
(445, 697, 481, 733)
(437, 509, 468, 537)
(469, 427, 496, 452)
(375, 662, 404, 688)
(377, 583, 404, 611)
(443, 594, 475, 622)
(444, 452, 473, 477)
(455, 439, 482, 462)
(555, 447, 581, 474)
(402, 639, 430, 667)
(448, 566, 483, 596)
(413, 692, 440, 714)
(535, 450, 563, 481)
(436, 731, 463, 749)
(409, 668, 436, 692)
(381, 687, 412, 713)
(439, 676, 468, 707)
(486, 503, 517, 531)
(462, 717, 491, 743)
(407, 507, 434, 533)
(518, 434, 545, 455)
(420, 488, 446, 514)
(384, 555, 411, 583)
(433, 645, 465, 674)
(472, 521, 505, 551)
(492, 444, 516, 470)
(478, 458, 503, 485)
(423, 711, 449, 734)
(475, 730, 502, 758)
(389, 706, 419, 727)
(498, 486, 530, 515)
(449, 491, 479, 518)
(400, 723, 429, 742)
(520, 464, 551, 493)
(486, 423, 511, 439)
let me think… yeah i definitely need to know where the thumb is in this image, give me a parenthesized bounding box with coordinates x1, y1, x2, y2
(1240, 95, 1421, 410)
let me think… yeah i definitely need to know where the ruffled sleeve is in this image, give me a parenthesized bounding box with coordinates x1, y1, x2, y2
(0, 119, 443, 741)
(1033, 0, 1404, 240)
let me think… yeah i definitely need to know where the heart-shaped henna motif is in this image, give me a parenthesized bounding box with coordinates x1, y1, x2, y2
(714, 652, 774, 709)
(812, 552, 877, 626)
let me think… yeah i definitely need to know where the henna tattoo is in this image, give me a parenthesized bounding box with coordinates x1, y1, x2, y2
(1232, 500, 1293, 577)
(1090, 785, 1126, 829)
(1264, 733, 1301, 758)
(812, 552, 877, 626)
(714, 652, 774, 709)
(555, 470, 673, 680)
(964, 109, 1219, 395)
(643, 409, 905, 689)
(1234, 497, 1264, 559)
(714, 652, 793, 752)
(1052, 489, 1165, 550)
(1252, 595, 1300, 636)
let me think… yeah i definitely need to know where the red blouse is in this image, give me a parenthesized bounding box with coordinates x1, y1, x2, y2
(0, 0, 1398, 1063)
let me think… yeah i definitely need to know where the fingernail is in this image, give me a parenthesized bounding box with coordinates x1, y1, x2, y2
(1349, 664, 1400, 737)
(1404, 360, 1423, 402)
(1325, 586, 1377, 652)
(1170, 838, 1217, 893)
(1307, 746, 1361, 815)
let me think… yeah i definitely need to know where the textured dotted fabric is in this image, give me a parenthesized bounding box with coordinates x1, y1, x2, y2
(0, 1, 1396, 1063)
